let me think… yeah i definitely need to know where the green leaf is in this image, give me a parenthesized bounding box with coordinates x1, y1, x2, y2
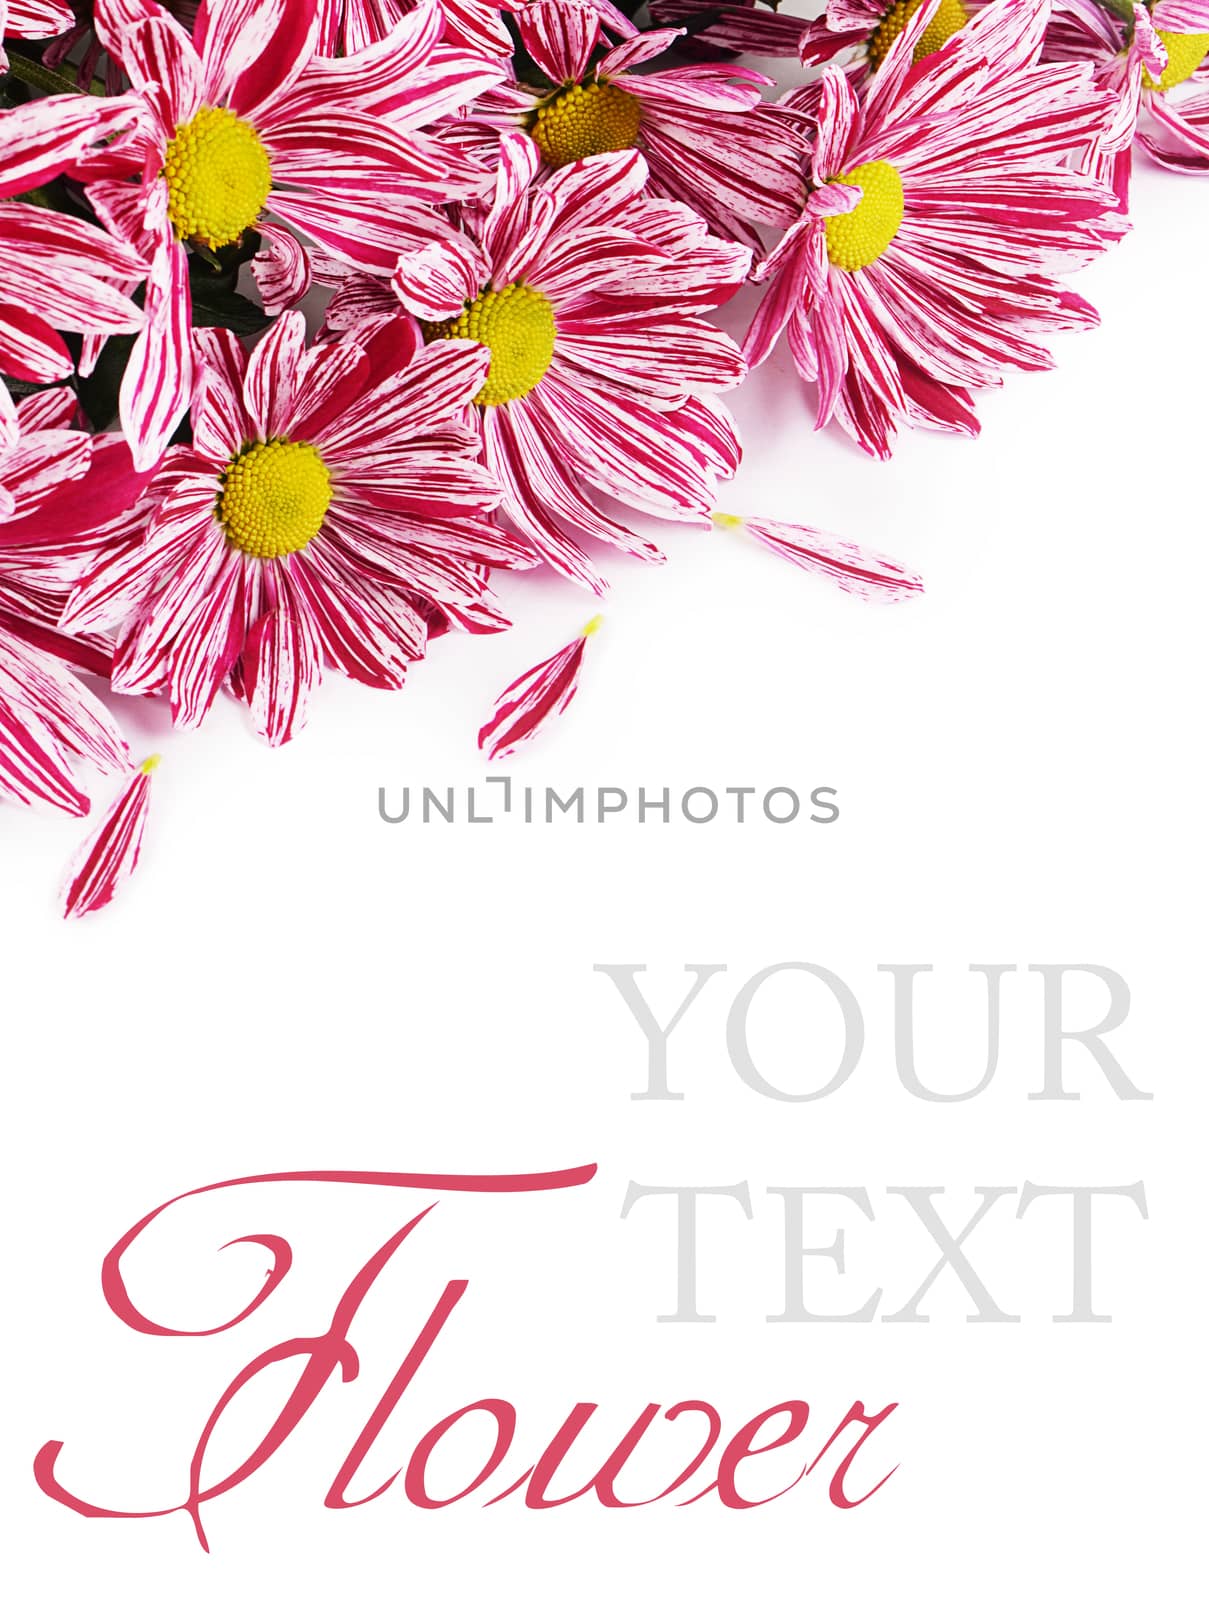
(188, 282, 271, 336)
(74, 332, 137, 432)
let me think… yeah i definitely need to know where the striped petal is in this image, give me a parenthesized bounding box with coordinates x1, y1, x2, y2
(242, 309, 307, 439)
(119, 216, 192, 471)
(62, 757, 158, 919)
(539, 368, 735, 519)
(0, 302, 73, 385)
(0, 92, 143, 198)
(267, 190, 454, 274)
(192, 328, 255, 458)
(0, 630, 128, 817)
(481, 403, 608, 595)
(497, 396, 665, 567)
(197, 0, 321, 120)
(264, 111, 465, 198)
(15, 387, 78, 432)
(5, 0, 74, 34)
(392, 237, 485, 320)
(252, 222, 313, 315)
(714, 513, 925, 601)
(117, 15, 202, 135)
(516, 0, 602, 82)
(239, 566, 322, 745)
(479, 615, 602, 761)
(596, 28, 684, 74)
(315, 338, 489, 458)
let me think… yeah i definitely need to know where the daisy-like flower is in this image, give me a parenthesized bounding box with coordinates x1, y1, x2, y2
(1045, 0, 1209, 192)
(382, 132, 751, 593)
(61, 310, 529, 745)
(0, 388, 133, 815)
(27, 0, 498, 470)
(745, 0, 1123, 459)
(468, 0, 808, 251)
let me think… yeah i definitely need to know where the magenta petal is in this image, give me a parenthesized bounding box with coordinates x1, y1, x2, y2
(516, 0, 602, 82)
(478, 618, 601, 761)
(62, 758, 157, 919)
(725, 514, 925, 602)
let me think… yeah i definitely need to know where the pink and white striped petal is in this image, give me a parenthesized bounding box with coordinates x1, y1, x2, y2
(253, 223, 313, 315)
(0, 631, 128, 817)
(596, 28, 685, 74)
(62, 756, 158, 919)
(119, 208, 192, 472)
(392, 237, 485, 321)
(516, 0, 602, 83)
(479, 615, 603, 762)
(714, 513, 925, 602)
(4, 0, 74, 38)
(0, 92, 143, 199)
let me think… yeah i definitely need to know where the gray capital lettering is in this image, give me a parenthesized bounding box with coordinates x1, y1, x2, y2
(620, 1181, 753, 1323)
(1027, 965, 1151, 1100)
(1016, 1181, 1149, 1322)
(726, 963, 863, 1102)
(883, 1187, 1019, 1323)
(594, 964, 726, 1101)
(880, 964, 1013, 1101)
(767, 1188, 881, 1323)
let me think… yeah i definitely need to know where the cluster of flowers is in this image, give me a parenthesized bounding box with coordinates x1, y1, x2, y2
(0, 0, 1200, 913)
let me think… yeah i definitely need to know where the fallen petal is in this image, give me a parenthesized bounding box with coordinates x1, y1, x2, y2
(716, 512, 924, 602)
(62, 755, 158, 919)
(478, 615, 602, 761)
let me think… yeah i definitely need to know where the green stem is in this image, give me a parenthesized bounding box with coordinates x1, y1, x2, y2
(1090, 0, 1139, 30)
(3, 49, 97, 98)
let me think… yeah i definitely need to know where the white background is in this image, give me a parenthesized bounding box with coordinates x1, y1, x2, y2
(3, 35, 1208, 1600)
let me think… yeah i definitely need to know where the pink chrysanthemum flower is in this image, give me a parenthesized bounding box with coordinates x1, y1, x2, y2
(378, 132, 750, 593)
(26, 0, 497, 469)
(61, 310, 528, 745)
(468, 0, 808, 252)
(0, 388, 134, 815)
(745, 0, 1122, 459)
(1045, 0, 1209, 192)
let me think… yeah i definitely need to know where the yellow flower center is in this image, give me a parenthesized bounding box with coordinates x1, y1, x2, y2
(219, 439, 332, 560)
(1142, 29, 1209, 91)
(426, 283, 557, 406)
(824, 161, 905, 271)
(163, 106, 272, 250)
(868, 0, 969, 70)
(529, 81, 643, 169)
